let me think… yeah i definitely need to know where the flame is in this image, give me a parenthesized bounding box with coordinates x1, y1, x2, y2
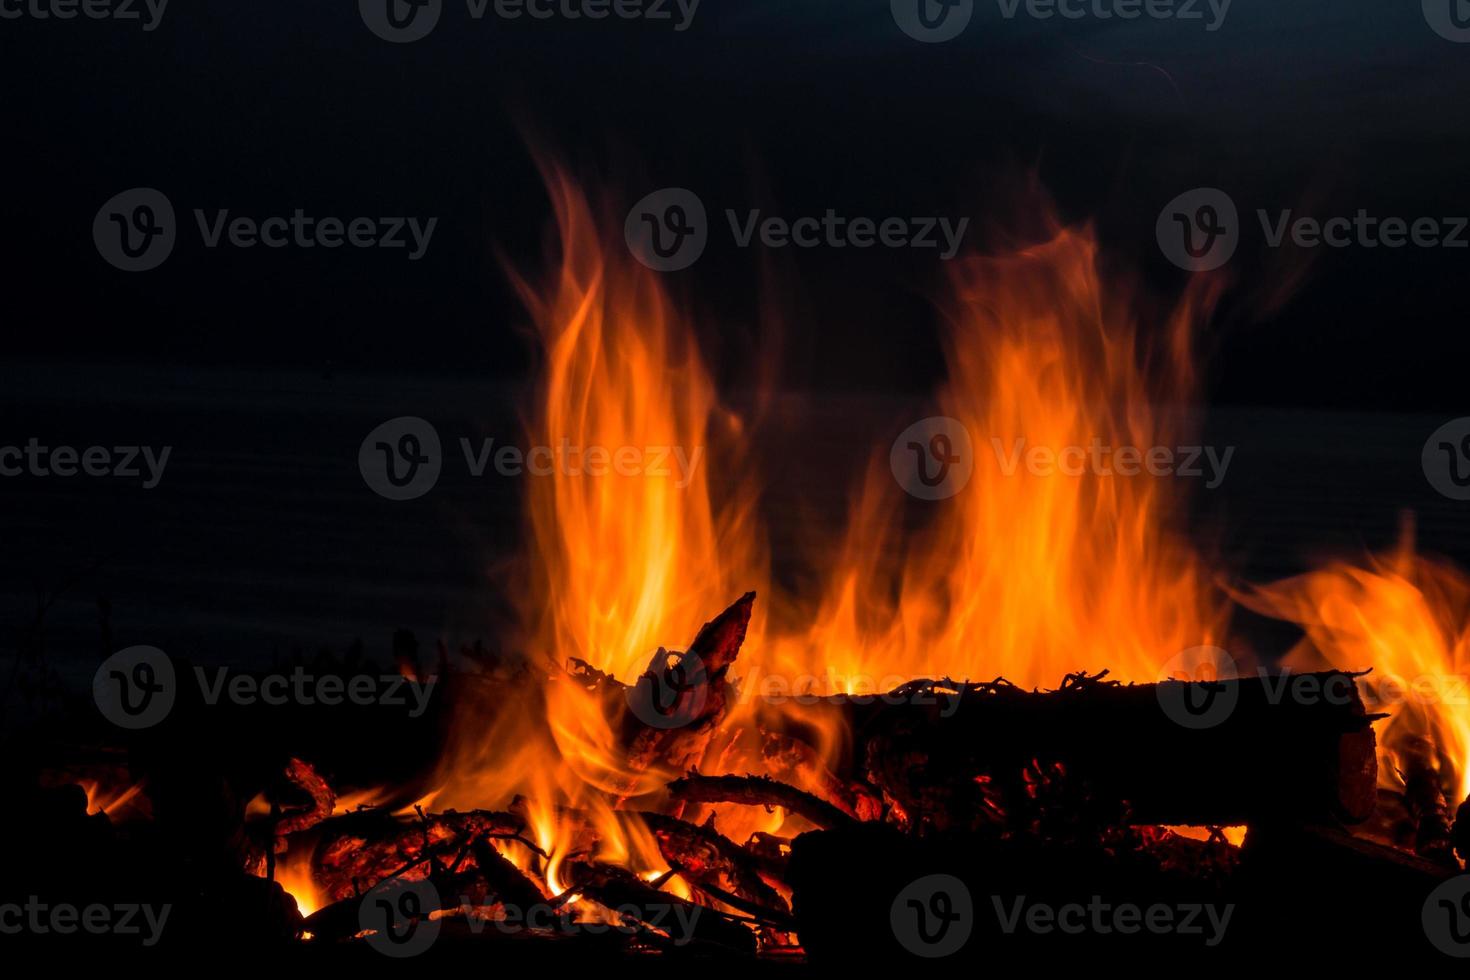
(274, 851, 327, 918)
(1239, 519, 1470, 806)
(427, 180, 1241, 889)
(769, 226, 1228, 691)
(82, 780, 145, 817)
(433, 166, 770, 882)
(511, 168, 768, 682)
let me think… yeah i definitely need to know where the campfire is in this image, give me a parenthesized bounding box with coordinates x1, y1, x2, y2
(21, 168, 1470, 964)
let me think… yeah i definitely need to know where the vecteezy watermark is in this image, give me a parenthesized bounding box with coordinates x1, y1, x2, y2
(994, 0, 1231, 30)
(624, 188, 971, 271)
(0, 897, 171, 946)
(355, 877, 705, 958)
(624, 648, 710, 729)
(94, 189, 437, 272)
(359, 0, 700, 43)
(360, 879, 442, 958)
(93, 646, 437, 729)
(891, 874, 974, 957)
(1424, 875, 1470, 957)
(1153, 647, 1415, 729)
(991, 895, 1234, 946)
(890, 417, 976, 501)
(1155, 646, 1241, 730)
(892, 0, 1229, 42)
(1156, 188, 1239, 272)
(359, 417, 706, 501)
(891, 0, 974, 42)
(1423, 0, 1470, 43)
(1423, 417, 1470, 501)
(0, 0, 169, 31)
(990, 437, 1235, 489)
(1159, 187, 1470, 271)
(0, 439, 170, 488)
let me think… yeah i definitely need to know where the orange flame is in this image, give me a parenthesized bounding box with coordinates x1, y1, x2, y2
(1239, 519, 1470, 806)
(769, 226, 1229, 691)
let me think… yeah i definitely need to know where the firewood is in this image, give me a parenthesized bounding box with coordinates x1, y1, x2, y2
(1398, 735, 1459, 869)
(470, 838, 549, 911)
(637, 810, 790, 914)
(314, 807, 525, 901)
(620, 593, 756, 774)
(816, 671, 1378, 830)
(273, 757, 335, 836)
(667, 773, 858, 831)
(562, 861, 757, 954)
(757, 730, 884, 822)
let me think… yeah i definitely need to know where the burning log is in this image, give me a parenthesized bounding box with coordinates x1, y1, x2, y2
(470, 837, 550, 911)
(273, 757, 335, 836)
(758, 730, 884, 822)
(637, 810, 791, 914)
(667, 773, 858, 831)
(620, 592, 755, 774)
(314, 807, 526, 901)
(1397, 735, 1459, 869)
(818, 671, 1377, 830)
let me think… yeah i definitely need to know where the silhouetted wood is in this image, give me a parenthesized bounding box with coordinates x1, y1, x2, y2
(812, 672, 1378, 830)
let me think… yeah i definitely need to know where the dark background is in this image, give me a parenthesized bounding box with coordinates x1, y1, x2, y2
(3, 0, 1470, 680)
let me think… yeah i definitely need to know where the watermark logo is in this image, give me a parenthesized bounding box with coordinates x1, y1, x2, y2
(94, 646, 176, 730)
(990, 437, 1234, 488)
(625, 648, 709, 729)
(0, 0, 169, 30)
(891, 874, 973, 957)
(95, 191, 437, 271)
(360, 0, 443, 43)
(1424, 0, 1470, 42)
(464, 897, 701, 941)
(94, 188, 176, 272)
(1161, 188, 1470, 269)
(0, 898, 171, 946)
(360, 417, 443, 501)
(892, 0, 974, 42)
(1156, 646, 1240, 729)
(360, 879, 442, 957)
(626, 188, 971, 270)
(995, 0, 1231, 30)
(94, 647, 438, 729)
(362, 0, 699, 43)
(625, 188, 707, 271)
(1157, 188, 1238, 272)
(361, 420, 705, 500)
(0, 439, 171, 488)
(890, 417, 975, 500)
(993, 896, 1233, 945)
(1424, 876, 1470, 956)
(1423, 418, 1470, 501)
